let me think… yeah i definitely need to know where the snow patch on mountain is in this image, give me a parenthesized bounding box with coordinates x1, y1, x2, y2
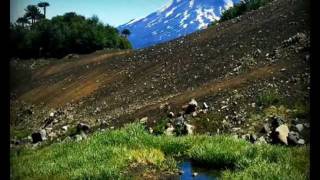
(118, 0, 240, 49)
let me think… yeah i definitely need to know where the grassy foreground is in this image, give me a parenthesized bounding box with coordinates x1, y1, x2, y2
(11, 123, 309, 179)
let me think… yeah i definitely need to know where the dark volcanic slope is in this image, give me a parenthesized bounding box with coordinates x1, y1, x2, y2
(11, 0, 310, 136)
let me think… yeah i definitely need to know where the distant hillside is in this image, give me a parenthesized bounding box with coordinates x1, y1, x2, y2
(118, 0, 239, 49)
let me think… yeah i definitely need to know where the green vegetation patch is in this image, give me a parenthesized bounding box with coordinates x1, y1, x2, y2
(11, 123, 309, 179)
(219, 0, 272, 22)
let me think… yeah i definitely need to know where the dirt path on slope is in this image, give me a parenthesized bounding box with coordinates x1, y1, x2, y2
(32, 50, 131, 79)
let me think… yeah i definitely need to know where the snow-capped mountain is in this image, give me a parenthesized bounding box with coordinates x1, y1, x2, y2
(118, 0, 240, 49)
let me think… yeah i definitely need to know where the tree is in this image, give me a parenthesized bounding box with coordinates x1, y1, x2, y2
(24, 5, 42, 25)
(16, 17, 29, 27)
(38, 2, 50, 19)
(121, 29, 131, 38)
(10, 12, 132, 59)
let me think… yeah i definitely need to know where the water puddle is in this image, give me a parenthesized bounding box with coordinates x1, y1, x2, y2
(177, 161, 220, 180)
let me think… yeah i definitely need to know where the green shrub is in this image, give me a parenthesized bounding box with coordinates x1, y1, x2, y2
(220, 0, 272, 22)
(256, 89, 282, 107)
(153, 117, 170, 135)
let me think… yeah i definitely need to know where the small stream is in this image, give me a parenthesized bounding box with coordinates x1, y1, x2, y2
(177, 161, 220, 180)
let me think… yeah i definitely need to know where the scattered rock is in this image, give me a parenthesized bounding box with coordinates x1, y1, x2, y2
(280, 68, 287, 72)
(295, 124, 304, 132)
(140, 117, 148, 124)
(62, 125, 69, 131)
(287, 131, 300, 145)
(165, 124, 175, 136)
(74, 134, 83, 141)
(148, 127, 153, 134)
(251, 103, 256, 108)
(168, 112, 175, 118)
(185, 123, 195, 135)
(65, 54, 79, 59)
(49, 112, 55, 117)
(192, 112, 197, 117)
(203, 102, 209, 109)
(174, 116, 185, 126)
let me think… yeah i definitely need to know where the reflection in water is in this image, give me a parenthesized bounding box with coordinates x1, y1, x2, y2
(178, 161, 219, 180)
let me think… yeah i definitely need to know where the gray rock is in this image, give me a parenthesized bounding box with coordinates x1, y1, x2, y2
(297, 139, 305, 145)
(74, 134, 83, 141)
(303, 123, 310, 128)
(62, 125, 69, 131)
(168, 112, 175, 118)
(192, 172, 198, 177)
(175, 116, 185, 126)
(49, 112, 55, 117)
(139, 117, 148, 124)
(295, 124, 304, 132)
(287, 131, 300, 145)
(192, 112, 197, 117)
(203, 102, 209, 109)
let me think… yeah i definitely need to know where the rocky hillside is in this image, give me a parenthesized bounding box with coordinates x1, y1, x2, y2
(10, 0, 310, 147)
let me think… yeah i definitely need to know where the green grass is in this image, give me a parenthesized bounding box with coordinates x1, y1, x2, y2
(11, 123, 309, 179)
(256, 88, 282, 108)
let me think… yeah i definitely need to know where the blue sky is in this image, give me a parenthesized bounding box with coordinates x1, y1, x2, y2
(10, 0, 168, 26)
